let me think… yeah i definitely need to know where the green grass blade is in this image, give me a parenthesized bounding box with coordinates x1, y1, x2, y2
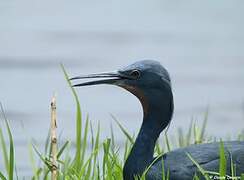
(219, 140, 226, 178)
(28, 143, 38, 180)
(6, 120, 14, 180)
(0, 127, 9, 174)
(81, 115, 89, 167)
(0, 104, 14, 180)
(112, 115, 134, 144)
(110, 124, 115, 152)
(84, 159, 92, 180)
(229, 150, 235, 177)
(161, 158, 165, 180)
(92, 123, 100, 179)
(0, 171, 7, 180)
(141, 153, 164, 178)
(32, 143, 52, 170)
(44, 129, 51, 155)
(57, 141, 69, 159)
(186, 119, 193, 146)
(102, 139, 112, 179)
(193, 174, 200, 180)
(61, 64, 82, 170)
(80, 146, 101, 178)
(186, 153, 210, 180)
(155, 140, 161, 155)
(166, 169, 170, 180)
(90, 121, 95, 149)
(97, 165, 100, 180)
(123, 138, 129, 162)
(177, 128, 184, 147)
(164, 132, 171, 152)
(200, 109, 208, 142)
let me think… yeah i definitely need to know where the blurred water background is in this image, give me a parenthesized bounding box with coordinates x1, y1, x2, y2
(0, 0, 244, 177)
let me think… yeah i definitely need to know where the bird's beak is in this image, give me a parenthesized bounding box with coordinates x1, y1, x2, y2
(70, 72, 128, 87)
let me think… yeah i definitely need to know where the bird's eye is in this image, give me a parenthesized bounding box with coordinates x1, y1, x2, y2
(130, 69, 141, 79)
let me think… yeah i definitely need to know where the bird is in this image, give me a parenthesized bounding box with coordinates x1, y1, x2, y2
(70, 60, 244, 180)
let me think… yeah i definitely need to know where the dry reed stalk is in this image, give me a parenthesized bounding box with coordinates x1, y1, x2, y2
(51, 95, 58, 180)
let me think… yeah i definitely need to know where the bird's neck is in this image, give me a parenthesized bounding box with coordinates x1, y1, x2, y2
(123, 101, 172, 179)
(123, 85, 174, 179)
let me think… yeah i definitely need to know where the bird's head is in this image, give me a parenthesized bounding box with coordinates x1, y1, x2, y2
(71, 60, 174, 130)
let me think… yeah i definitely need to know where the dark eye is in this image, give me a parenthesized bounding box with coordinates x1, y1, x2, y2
(130, 69, 141, 79)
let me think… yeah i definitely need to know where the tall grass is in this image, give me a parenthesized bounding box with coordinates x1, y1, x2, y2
(0, 66, 243, 179)
(0, 103, 15, 180)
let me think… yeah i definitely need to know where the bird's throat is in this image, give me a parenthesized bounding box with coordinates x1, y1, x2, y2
(120, 85, 149, 117)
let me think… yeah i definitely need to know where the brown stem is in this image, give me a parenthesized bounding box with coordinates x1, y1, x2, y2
(51, 95, 58, 180)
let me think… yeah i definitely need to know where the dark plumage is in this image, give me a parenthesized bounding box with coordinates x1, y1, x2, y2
(71, 60, 244, 180)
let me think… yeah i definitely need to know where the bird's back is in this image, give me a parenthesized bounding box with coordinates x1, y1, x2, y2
(146, 141, 244, 180)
